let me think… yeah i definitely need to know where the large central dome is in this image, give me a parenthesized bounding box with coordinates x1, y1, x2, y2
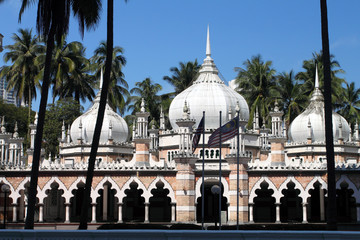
(168, 27, 249, 130)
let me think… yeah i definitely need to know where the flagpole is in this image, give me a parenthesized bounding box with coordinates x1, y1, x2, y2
(236, 111, 240, 230)
(201, 111, 205, 230)
(219, 111, 222, 230)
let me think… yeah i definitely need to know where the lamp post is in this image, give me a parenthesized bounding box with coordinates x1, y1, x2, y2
(1, 184, 10, 229)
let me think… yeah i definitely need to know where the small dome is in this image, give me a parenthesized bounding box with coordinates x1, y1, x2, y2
(168, 27, 249, 130)
(288, 67, 350, 143)
(70, 86, 128, 144)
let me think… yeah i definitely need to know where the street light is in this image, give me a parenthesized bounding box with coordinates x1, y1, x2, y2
(1, 184, 10, 229)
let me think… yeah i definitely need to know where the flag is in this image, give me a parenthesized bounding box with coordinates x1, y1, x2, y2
(192, 116, 204, 152)
(208, 116, 239, 147)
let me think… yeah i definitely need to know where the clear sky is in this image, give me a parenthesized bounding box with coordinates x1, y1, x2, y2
(1, 0, 360, 112)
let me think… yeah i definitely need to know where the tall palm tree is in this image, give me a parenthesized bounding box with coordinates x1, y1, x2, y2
(19, 0, 102, 229)
(128, 77, 162, 125)
(91, 41, 129, 114)
(79, 0, 115, 230)
(0, 28, 44, 126)
(337, 82, 360, 131)
(163, 60, 200, 95)
(48, 37, 95, 105)
(320, 0, 336, 230)
(295, 52, 345, 108)
(235, 54, 277, 128)
(276, 70, 308, 127)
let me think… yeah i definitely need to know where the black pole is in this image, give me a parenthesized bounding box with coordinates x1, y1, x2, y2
(201, 111, 205, 230)
(320, 0, 337, 230)
(219, 111, 222, 230)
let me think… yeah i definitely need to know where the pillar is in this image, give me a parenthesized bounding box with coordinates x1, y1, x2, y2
(11, 204, 17, 222)
(357, 204, 360, 223)
(38, 204, 44, 222)
(144, 203, 149, 223)
(103, 185, 108, 221)
(302, 202, 308, 223)
(24, 204, 27, 221)
(249, 203, 254, 223)
(275, 203, 281, 223)
(117, 203, 123, 223)
(320, 188, 325, 221)
(65, 203, 70, 223)
(91, 203, 97, 223)
(171, 202, 176, 222)
(19, 192, 25, 221)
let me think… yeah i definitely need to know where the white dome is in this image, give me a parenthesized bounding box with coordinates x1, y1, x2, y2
(168, 28, 249, 130)
(288, 69, 350, 143)
(70, 92, 128, 144)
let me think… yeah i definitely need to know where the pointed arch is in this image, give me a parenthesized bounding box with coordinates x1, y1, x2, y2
(249, 176, 279, 203)
(147, 176, 175, 203)
(0, 177, 19, 203)
(278, 176, 305, 202)
(337, 175, 360, 202)
(39, 176, 68, 203)
(14, 177, 41, 203)
(117, 176, 147, 203)
(93, 176, 121, 201)
(195, 176, 229, 201)
(304, 175, 327, 201)
(68, 176, 97, 203)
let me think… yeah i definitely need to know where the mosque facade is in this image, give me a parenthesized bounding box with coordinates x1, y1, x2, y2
(0, 29, 360, 226)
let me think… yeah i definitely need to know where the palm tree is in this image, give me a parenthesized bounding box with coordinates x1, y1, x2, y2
(295, 52, 345, 108)
(234, 54, 277, 128)
(163, 60, 200, 95)
(91, 41, 129, 114)
(128, 77, 162, 125)
(337, 82, 360, 130)
(276, 71, 308, 127)
(0, 28, 44, 126)
(79, 0, 116, 230)
(19, 0, 102, 229)
(50, 37, 95, 105)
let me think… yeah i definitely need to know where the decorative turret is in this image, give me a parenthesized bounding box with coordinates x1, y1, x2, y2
(269, 100, 284, 137)
(159, 106, 165, 130)
(307, 118, 312, 144)
(175, 101, 196, 156)
(1, 116, 6, 133)
(13, 122, 19, 138)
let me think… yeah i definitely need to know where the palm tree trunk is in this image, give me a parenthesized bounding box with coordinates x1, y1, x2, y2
(320, 0, 337, 230)
(25, 25, 55, 230)
(78, 0, 114, 230)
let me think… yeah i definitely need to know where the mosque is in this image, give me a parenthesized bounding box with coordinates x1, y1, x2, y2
(0, 28, 360, 227)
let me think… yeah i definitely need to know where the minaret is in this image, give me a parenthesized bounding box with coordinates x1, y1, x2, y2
(269, 100, 286, 163)
(134, 98, 151, 166)
(159, 106, 165, 130)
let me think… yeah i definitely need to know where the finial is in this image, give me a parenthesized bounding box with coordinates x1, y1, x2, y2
(108, 120, 113, 140)
(34, 112, 38, 125)
(183, 101, 189, 119)
(13, 121, 18, 138)
(308, 117, 311, 127)
(141, 98, 145, 112)
(235, 101, 240, 112)
(62, 121, 65, 131)
(160, 105, 164, 117)
(315, 63, 319, 89)
(79, 119, 82, 129)
(274, 100, 279, 112)
(206, 25, 211, 57)
(100, 68, 104, 89)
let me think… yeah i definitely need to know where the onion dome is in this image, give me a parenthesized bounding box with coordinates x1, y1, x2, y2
(70, 72, 128, 144)
(168, 26, 249, 130)
(288, 65, 350, 143)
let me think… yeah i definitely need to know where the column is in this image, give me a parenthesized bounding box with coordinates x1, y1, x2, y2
(24, 204, 27, 221)
(38, 204, 44, 222)
(144, 203, 149, 223)
(171, 203, 176, 222)
(103, 185, 108, 221)
(319, 188, 325, 221)
(302, 202, 308, 223)
(117, 203, 123, 223)
(64, 203, 70, 223)
(91, 203, 97, 223)
(356, 204, 360, 223)
(19, 192, 25, 221)
(275, 203, 281, 223)
(249, 203, 254, 223)
(12, 204, 17, 222)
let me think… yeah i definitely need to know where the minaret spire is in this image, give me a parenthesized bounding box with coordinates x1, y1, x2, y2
(315, 63, 319, 89)
(206, 25, 211, 57)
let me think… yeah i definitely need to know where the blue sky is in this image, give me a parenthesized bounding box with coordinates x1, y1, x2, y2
(1, 0, 360, 112)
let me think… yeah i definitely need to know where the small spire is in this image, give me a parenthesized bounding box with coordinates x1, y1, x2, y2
(13, 121, 18, 138)
(1, 116, 5, 133)
(315, 64, 319, 89)
(274, 100, 279, 112)
(108, 120, 113, 140)
(206, 25, 211, 57)
(100, 68, 104, 89)
(140, 98, 145, 112)
(183, 101, 189, 119)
